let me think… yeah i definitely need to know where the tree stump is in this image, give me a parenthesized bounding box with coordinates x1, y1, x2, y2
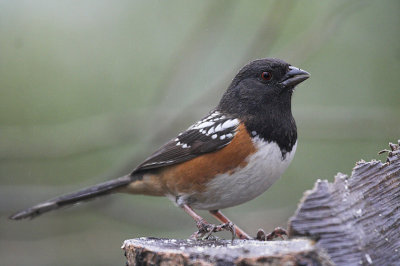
(122, 238, 333, 265)
(288, 141, 400, 265)
(123, 141, 400, 266)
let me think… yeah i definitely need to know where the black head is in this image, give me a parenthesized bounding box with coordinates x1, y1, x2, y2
(217, 58, 310, 155)
(217, 58, 309, 117)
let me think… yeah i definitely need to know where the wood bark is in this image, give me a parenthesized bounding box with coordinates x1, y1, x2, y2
(288, 141, 400, 265)
(123, 141, 400, 266)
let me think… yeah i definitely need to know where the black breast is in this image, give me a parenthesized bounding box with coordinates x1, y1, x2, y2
(243, 112, 297, 158)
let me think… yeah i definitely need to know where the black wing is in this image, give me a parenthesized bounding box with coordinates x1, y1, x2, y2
(132, 111, 240, 173)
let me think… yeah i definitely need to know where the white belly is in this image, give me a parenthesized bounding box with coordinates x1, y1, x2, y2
(187, 138, 297, 210)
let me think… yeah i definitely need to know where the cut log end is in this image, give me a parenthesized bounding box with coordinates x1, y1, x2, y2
(122, 238, 333, 266)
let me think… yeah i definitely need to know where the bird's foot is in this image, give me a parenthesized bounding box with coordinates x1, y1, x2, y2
(256, 227, 287, 241)
(191, 220, 236, 240)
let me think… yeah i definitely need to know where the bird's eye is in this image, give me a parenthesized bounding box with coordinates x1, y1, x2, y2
(261, 71, 272, 81)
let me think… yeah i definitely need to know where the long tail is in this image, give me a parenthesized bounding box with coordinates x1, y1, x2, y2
(9, 175, 133, 220)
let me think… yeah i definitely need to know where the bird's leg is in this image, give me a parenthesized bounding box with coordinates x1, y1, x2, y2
(209, 210, 251, 240)
(182, 205, 234, 239)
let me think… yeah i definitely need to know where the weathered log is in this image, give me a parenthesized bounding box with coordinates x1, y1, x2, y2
(122, 238, 333, 265)
(123, 141, 400, 265)
(289, 141, 400, 265)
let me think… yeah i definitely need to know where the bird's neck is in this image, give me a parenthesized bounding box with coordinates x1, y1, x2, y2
(242, 104, 297, 158)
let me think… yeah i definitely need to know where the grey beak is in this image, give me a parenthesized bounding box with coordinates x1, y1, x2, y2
(280, 66, 310, 87)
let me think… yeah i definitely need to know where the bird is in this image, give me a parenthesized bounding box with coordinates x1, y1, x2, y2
(10, 58, 310, 240)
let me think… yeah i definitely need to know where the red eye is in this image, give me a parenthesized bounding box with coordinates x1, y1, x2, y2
(261, 71, 272, 81)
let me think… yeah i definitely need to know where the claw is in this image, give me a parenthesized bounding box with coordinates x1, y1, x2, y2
(256, 228, 266, 240)
(203, 224, 216, 239)
(256, 227, 287, 241)
(229, 223, 236, 242)
(191, 220, 236, 240)
(266, 227, 287, 241)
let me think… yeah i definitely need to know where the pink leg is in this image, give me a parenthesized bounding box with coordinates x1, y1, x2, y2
(182, 204, 207, 224)
(182, 205, 235, 239)
(209, 210, 251, 240)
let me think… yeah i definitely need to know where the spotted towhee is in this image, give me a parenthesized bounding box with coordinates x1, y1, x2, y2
(10, 58, 310, 239)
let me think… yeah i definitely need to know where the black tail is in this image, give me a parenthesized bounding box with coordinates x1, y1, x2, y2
(9, 175, 133, 220)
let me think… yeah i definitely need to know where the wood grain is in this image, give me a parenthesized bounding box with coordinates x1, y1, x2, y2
(289, 140, 400, 265)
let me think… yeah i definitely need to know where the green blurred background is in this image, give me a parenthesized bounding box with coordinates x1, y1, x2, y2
(1, 1, 399, 265)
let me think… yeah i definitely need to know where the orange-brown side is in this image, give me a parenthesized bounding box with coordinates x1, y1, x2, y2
(122, 123, 257, 196)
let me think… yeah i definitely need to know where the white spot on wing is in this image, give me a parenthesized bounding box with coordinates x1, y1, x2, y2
(190, 121, 214, 130)
(210, 111, 220, 117)
(176, 140, 190, 149)
(207, 127, 215, 135)
(144, 159, 175, 166)
(220, 135, 226, 140)
(222, 119, 239, 130)
(214, 124, 222, 132)
(211, 134, 217, 139)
